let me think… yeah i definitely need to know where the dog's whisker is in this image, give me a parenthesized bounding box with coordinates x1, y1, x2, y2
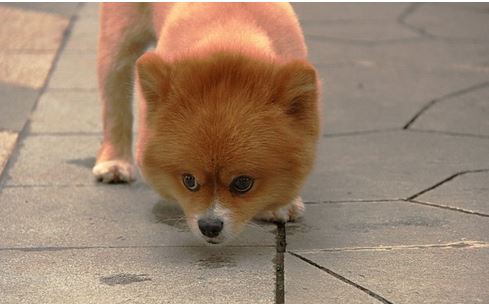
(157, 217, 186, 221)
(246, 221, 267, 231)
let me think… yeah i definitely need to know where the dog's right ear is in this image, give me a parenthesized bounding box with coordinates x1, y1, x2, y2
(136, 52, 171, 110)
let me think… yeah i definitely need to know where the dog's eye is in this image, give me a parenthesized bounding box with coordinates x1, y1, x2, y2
(230, 176, 254, 194)
(182, 174, 199, 192)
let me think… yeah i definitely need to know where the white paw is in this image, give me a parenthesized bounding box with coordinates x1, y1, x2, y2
(92, 160, 136, 183)
(254, 197, 305, 223)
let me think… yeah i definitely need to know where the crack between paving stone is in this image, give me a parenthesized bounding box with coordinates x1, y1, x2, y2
(397, 3, 486, 43)
(304, 199, 402, 205)
(288, 251, 395, 304)
(406, 169, 489, 200)
(406, 129, 489, 139)
(3, 184, 110, 188)
(0, 5, 82, 190)
(45, 87, 99, 92)
(275, 222, 286, 304)
(323, 129, 398, 138)
(0, 244, 275, 252)
(301, 19, 390, 26)
(403, 81, 489, 129)
(306, 34, 425, 46)
(397, 4, 489, 44)
(406, 199, 489, 218)
(397, 3, 434, 39)
(291, 240, 489, 254)
(29, 132, 103, 136)
(397, 3, 420, 23)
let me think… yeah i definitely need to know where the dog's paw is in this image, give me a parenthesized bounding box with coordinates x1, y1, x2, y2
(92, 160, 136, 183)
(254, 197, 305, 223)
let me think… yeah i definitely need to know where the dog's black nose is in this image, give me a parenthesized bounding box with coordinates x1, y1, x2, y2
(198, 218, 223, 238)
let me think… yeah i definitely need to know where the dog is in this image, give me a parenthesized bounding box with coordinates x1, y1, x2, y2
(92, 3, 321, 244)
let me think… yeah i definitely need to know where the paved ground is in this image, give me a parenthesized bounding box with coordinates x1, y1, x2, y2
(1, 3, 488, 304)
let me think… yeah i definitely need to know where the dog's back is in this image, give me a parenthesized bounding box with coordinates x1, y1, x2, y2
(148, 3, 307, 61)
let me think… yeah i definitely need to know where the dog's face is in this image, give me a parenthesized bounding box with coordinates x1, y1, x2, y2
(136, 52, 320, 244)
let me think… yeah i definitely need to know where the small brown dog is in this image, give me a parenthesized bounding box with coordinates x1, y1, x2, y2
(93, 3, 321, 244)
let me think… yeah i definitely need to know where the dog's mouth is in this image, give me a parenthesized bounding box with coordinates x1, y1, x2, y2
(201, 233, 227, 245)
(205, 239, 222, 245)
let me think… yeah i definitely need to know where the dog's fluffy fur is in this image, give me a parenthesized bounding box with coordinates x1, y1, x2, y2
(93, 3, 320, 243)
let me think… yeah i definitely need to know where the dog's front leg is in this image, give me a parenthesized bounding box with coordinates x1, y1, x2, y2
(92, 3, 154, 183)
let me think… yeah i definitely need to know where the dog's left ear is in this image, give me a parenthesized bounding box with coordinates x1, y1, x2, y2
(136, 52, 171, 112)
(274, 60, 320, 127)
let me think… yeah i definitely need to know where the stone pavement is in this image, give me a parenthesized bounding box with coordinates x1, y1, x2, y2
(1, 3, 488, 304)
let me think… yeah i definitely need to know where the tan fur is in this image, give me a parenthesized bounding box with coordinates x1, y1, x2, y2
(94, 3, 321, 243)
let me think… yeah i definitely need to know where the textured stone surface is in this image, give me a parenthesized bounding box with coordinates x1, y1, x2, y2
(303, 22, 418, 44)
(291, 247, 489, 304)
(0, 247, 275, 304)
(2, 2, 78, 18)
(77, 2, 99, 18)
(30, 90, 101, 133)
(0, 52, 57, 89)
(4, 135, 99, 186)
(285, 253, 378, 304)
(311, 60, 488, 135)
(286, 201, 489, 251)
(0, 131, 18, 176)
(47, 51, 97, 89)
(417, 171, 489, 216)
(0, 186, 275, 248)
(0, 3, 70, 137)
(308, 38, 489, 70)
(0, 83, 38, 131)
(64, 13, 98, 51)
(411, 85, 489, 137)
(292, 3, 408, 22)
(404, 4, 489, 41)
(302, 131, 489, 202)
(0, 5, 69, 51)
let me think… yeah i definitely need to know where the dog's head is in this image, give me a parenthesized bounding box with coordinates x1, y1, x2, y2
(136, 52, 320, 244)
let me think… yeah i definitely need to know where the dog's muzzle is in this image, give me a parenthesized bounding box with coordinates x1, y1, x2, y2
(198, 217, 224, 238)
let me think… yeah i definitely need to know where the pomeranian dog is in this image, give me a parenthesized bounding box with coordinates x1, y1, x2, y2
(92, 3, 320, 244)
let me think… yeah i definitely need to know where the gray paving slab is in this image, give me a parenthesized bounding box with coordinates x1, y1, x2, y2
(0, 186, 274, 248)
(291, 247, 489, 304)
(0, 131, 18, 175)
(315, 64, 486, 134)
(302, 131, 489, 202)
(30, 90, 101, 133)
(9, 131, 487, 200)
(411, 85, 489, 137)
(307, 39, 489, 72)
(417, 171, 489, 216)
(4, 135, 99, 186)
(405, 4, 489, 41)
(303, 22, 418, 44)
(1, 2, 78, 18)
(0, 4, 70, 52)
(0, 83, 39, 131)
(30, 89, 139, 135)
(0, 52, 60, 89)
(286, 201, 489, 251)
(285, 253, 378, 304)
(78, 2, 99, 18)
(292, 3, 408, 22)
(47, 51, 97, 89)
(64, 12, 98, 51)
(0, 247, 275, 304)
